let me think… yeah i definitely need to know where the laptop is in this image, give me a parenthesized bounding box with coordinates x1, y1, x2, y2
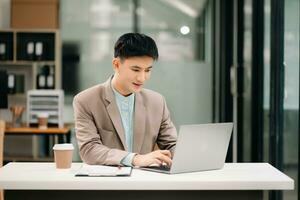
(140, 122, 233, 174)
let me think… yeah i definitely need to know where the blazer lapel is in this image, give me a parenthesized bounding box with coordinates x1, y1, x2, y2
(103, 77, 127, 151)
(133, 92, 146, 153)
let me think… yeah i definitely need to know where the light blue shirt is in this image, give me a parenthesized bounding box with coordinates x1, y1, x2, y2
(111, 84, 135, 166)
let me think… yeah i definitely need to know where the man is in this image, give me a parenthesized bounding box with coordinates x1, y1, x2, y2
(73, 33, 177, 167)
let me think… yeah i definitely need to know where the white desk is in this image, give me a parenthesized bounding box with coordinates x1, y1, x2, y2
(0, 162, 294, 200)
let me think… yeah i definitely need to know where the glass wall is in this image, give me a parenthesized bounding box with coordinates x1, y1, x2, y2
(263, 0, 271, 169)
(282, 0, 299, 199)
(263, 0, 299, 199)
(61, 0, 133, 93)
(139, 0, 213, 129)
(60, 0, 133, 124)
(242, 0, 253, 162)
(243, 1, 299, 199)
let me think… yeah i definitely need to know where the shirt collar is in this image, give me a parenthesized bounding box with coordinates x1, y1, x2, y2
(111, 81, 135, 103)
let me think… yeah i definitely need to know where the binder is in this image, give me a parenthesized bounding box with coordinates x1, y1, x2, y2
(75, 163, 132, 177)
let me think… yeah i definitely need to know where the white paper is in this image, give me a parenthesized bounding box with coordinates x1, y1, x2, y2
(76, 163, 132, 177)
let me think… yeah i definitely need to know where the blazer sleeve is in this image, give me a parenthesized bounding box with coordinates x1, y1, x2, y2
(156, 97, 177, 156)
(73, 95, 128, 166)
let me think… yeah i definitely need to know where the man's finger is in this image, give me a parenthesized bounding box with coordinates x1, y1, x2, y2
(159, 150, 172, 158)
(157, 154, 172, 166)
(152, 158, 162, 166)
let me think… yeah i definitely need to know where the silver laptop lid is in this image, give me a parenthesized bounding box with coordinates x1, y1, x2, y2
(170, 122, 233, 174)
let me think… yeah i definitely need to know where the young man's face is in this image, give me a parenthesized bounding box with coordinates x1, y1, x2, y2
(112, 56, 153, 96)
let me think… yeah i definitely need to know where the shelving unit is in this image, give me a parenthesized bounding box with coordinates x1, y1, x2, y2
(0, 29, 62, 161)
(27, 90, 64, 128)
(0, 29, 61, 94)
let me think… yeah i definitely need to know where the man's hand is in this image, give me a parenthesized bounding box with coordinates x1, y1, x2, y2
(132, 150, 172, 167)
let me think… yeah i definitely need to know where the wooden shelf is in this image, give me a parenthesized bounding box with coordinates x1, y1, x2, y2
(5, 123, 73, 135)
(8, 93, 26, 98)
(5, 126, 70, 135)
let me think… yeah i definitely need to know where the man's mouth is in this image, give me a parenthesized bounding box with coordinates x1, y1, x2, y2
(133, 83, 143, 87)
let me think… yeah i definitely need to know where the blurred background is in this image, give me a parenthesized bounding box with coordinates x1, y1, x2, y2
(0, 0, 299, 200)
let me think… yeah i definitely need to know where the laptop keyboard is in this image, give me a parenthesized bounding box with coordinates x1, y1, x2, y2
(146, 165, 171, 171)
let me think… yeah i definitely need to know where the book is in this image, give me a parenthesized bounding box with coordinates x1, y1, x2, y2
(75, 163, 132, 177)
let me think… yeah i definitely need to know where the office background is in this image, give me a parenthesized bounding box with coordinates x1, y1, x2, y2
(0, 0, 299, 200)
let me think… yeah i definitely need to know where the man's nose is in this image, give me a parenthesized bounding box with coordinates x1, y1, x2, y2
(137, 72, 146, 82)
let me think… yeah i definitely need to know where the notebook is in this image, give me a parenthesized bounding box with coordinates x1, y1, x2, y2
(140, 122, 233, 174)
(75, 163, 132, 177)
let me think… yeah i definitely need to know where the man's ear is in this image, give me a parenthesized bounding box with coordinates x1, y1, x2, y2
(112, 58, 120, 72)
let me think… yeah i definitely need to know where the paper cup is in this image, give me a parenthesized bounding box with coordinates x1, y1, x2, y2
(53, 143, 74, 169)
(37, 112, 49, 129)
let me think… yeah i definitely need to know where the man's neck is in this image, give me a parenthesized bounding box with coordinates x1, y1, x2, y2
(111, 76, 132, 97)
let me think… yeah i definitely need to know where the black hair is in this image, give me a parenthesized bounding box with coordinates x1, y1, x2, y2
(114, 33, 159, 60)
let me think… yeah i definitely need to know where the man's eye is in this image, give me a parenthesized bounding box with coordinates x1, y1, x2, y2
(132, 69, 139, 72)
(145, 70, 151, 73)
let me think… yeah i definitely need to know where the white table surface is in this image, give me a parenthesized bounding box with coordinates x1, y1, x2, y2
(0, 162, 294, 190)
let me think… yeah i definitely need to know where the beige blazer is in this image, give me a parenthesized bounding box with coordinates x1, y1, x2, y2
(73, 76, 177, 165)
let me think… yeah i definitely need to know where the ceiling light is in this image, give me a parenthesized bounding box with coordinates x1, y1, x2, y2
(180, 26, 190, 35)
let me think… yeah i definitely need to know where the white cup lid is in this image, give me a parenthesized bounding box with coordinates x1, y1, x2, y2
(37, 112, 49, 118)
(53, 143, 74, 150)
